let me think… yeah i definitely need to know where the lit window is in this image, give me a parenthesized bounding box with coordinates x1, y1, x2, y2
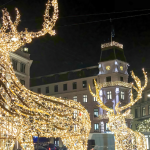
(94, 109, 98, 117)
(147, 92, 150, 100)
(100, 122, 104, 133)
(20, 63, 25, 73)
(145, 135, 149, 149)
(93, 97, 97, 101)
(73, 110, 77, 118)
(94, 123, 99, 132)
(63, 84, 67, 91)
(54, 85, 58, 92)
(106, 123, 109, 130)
(142, 107, 146, 116)
(107, 91, 112, 100)
(20, 79, 25, 85)
(12, 59, 18, 70)
(73, 96, 77, 102)
(46, 87, 49, 93)
(121, 91, 124, 100)
(73, 82, 77, 89)
(24, 47, 28, 52)
(106, 76, 111, 82)
(83, 95, 87, 102)
(82, 80, 87, 88)
(74, 125, 77, 132)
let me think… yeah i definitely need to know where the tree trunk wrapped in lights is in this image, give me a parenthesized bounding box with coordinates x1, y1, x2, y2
(89, 70, 148, 150)
(0, 1, 91, 150)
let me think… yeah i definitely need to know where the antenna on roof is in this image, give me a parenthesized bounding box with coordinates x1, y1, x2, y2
(110, 18, 115, 46)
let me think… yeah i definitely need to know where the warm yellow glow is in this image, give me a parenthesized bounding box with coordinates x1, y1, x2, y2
(120, 66, 123, 70)
(106, 66, 110, 70)
(101, 41, 123, 49)
(0, 1, 91, 150)
(89, 69, 148, 150)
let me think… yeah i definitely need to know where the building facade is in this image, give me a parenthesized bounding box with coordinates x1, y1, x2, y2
(10, 47, 33, 89)
(30, 41, 131, 148)
(10, 47, 33, 150)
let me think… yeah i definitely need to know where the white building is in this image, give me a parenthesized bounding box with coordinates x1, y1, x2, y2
(10, 47, 33, 150)
(10, 47, 33, 89)
(30, 41, 131, 149)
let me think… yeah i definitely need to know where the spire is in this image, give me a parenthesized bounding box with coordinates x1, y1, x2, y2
(110, 18, 115, 45)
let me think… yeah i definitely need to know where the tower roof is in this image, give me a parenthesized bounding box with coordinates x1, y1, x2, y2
(100, 41, 126, 62)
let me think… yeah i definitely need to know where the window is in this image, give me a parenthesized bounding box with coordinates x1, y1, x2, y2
(147, 92, 150, 101)
(145, 135, 149, 149)
(94, 109, 98, 117)
(73, 82, 77, 89)
(94, 123, 99, 132)
(93, 79, 97, 86)
(135, 109, 138, 118)
(73, 110, 77, 118)
(93, 97, 97, 101)
(54, 138, 59, 146)
(106, 76, 111, 82)
(74, 125, 77, 132)
(106, 123, 109, 130)
(142, 93, 145, 102)
(120, 77, 123, 81)
(24, 47, 28, 52)
(82, 80, 87, 88)
(46, 87, 49, 93)
(20, 63, 25, 73)
(121, 91, 124, 100)
(83, 95, 87, 102)
(73, 96, 77, 102)
(142, 107, 146, 116)
(20, 79, 25, 85)
(107, 91, 112, 100)
(63, 84, 67, 91)
(54, 85, 58, 92)
(37, 88, 41, 93)
(12, 59, 18, 70)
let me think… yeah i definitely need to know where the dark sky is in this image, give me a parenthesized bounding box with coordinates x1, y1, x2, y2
(1, 0, 150, 79)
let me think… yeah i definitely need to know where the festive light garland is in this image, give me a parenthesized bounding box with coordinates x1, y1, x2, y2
(0, 1, 91, 150)
(89, 69, 148, 150)
(101, 41, 123, 49)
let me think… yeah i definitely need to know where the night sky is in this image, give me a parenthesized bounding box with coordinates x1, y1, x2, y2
(1, 0, 150, 80)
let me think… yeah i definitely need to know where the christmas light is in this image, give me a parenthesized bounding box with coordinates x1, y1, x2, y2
(89, 69, 148, 150)
(0, 1, 91, 150)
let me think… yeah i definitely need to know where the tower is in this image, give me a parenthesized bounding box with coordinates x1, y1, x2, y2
(98, 41, 131, 133)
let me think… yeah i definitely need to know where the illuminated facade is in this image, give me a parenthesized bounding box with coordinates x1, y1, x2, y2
(31, 41, 132, 148)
